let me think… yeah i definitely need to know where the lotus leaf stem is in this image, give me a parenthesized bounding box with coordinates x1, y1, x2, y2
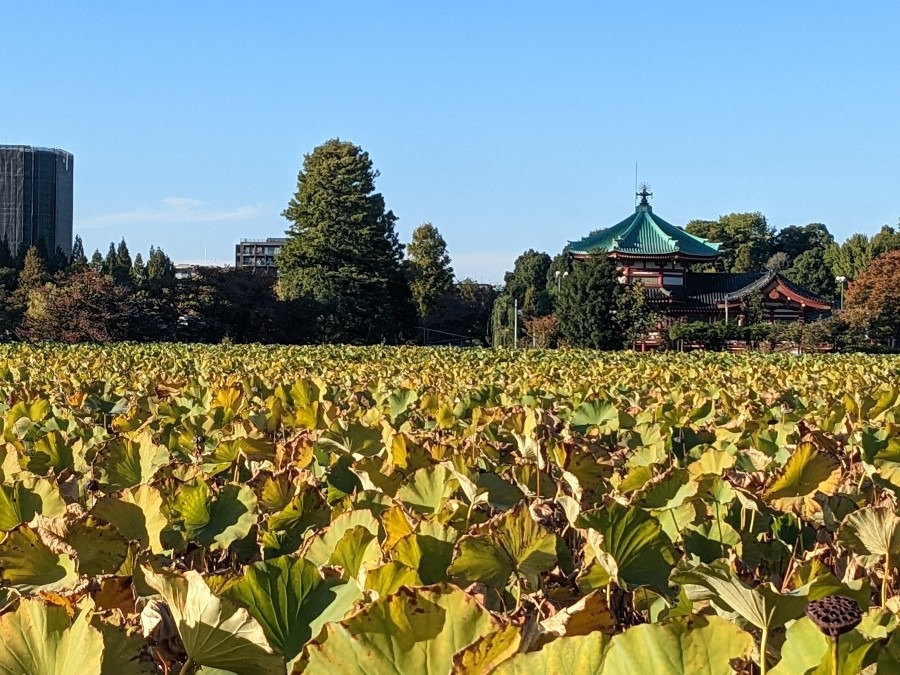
(832, 635, 839, 675)
(179, 657, 195, 675)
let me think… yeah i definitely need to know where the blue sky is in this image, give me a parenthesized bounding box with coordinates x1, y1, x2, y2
(3, 3, 898, 282)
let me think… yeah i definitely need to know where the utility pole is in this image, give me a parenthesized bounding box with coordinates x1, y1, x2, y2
(513, 297, 518, 348)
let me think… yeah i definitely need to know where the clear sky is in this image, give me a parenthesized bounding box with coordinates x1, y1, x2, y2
(3, 2, 898, 283)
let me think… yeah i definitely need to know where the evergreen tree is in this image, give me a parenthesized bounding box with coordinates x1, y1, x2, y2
(407, 222, 454, 320)
(825, 233, 873, 281)
(146, 246, 175, 281)
(17, 246, 47, 293)
(103, 242, 117, 276)
(69, 235, 88, 271)
(278, 139, 415, 344)
(556, 255, 625, 349)
(132, 252, 146, 285)
(785, 248, 837, 301)
(89, 249, 104, 273)
(113, 238, 133, 284)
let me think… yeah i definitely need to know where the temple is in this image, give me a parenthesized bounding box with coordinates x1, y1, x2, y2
(567, 185, 831, 324)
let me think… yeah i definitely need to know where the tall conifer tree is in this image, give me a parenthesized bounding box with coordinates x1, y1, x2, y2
(278, 139, 415, 343)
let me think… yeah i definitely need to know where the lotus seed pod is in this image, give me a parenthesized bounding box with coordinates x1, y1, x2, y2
(805, 596, 863, 637)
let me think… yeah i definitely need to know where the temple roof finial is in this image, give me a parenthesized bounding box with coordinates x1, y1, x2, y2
(637, 182, 652, 206)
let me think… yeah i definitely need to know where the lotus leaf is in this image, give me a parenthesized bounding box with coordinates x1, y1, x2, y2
(300, 584, 502, 674)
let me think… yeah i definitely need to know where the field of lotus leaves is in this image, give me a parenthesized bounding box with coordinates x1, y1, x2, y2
(0, 344, 899, 674)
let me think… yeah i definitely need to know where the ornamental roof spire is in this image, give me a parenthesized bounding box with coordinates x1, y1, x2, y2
(637, 182, 653, 211)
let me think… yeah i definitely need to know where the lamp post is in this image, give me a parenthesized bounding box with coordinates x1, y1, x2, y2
(555, 269, 569, 293)
(836, 276, 846, 310)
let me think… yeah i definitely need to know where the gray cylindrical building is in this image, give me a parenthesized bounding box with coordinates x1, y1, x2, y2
(0, 145, 74, 260)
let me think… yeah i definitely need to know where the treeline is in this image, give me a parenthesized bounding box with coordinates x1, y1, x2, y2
(1, 237, 316, 343)
(7, 139, 495, 345)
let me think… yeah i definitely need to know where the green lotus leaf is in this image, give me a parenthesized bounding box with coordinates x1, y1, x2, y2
(92, 484, 169, 554)
(97, 430, 169, 491)
(601, 614, 753, 675)
(493, 631, 609, 675)
(23, 431, 77, 475)
(577, 504, 676, 593)
(392, 520, 458, 584)
(672, 561, 808, 631)
(143, 567, 284, 675)
(396, 464, 459, 515)
(299, 584, 502, 674)
(387, 387, 417, 423)
(636, 468, 700, 511)
(448, 502, 557, 589)
(0, 598, 103, 674)
(770, 609, 894, 675)
(226, 555, 360, 663)
(0, 527, 78, 592)
(174, 480, 258, 551)
(303, 509, 380, 567)
(0, 477, 65, 531)
(763, 443, 841, 515)
(572, 399, 620, 434)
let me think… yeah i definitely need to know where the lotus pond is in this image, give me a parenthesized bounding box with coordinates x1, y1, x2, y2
(0, 344, 898, 674)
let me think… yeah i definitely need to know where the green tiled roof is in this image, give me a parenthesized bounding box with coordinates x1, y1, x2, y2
(569, 204, 721, 259)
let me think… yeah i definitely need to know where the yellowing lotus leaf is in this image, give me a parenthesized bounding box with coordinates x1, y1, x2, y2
(0, 598, 103, 675)
(300, 584, 502, 674)
(493, 631, 609, 675)
(763, 443, 841, 515)
(448, 502, 557, 590)
(92, 484, 169, 554)
(601, 614, 753, 675)
(0, 527, 78, 593)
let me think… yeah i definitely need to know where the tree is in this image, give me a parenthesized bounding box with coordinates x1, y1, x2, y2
(872, 224, 900, 258)
(825, 233, 874, 281)
(406, 222, 454, 321)
(69, 235, 88, 272)
(277, 139, 415, 344)
(89, 249, 104, 273)
(556, 254, 625, 349)
(785, 248, 837, 300)
(844, 250, 900, 347)
(145, 246, 175, 281)
(114, 238, 133, 285)
(424, 279, 497, 346)
(18, 270, 134, 343)
(132, 253, 146, 285)
(685, 212, 773, 273)
(17, 246, 47, 295)
(765, 251, 790, 273)
(773, 223, 834, 262)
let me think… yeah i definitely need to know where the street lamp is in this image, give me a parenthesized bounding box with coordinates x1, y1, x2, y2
(836, 276, 846, 310)
(555, 269, 569, 293)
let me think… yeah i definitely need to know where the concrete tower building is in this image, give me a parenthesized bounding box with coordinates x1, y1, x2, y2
(0, 146, 74, 259)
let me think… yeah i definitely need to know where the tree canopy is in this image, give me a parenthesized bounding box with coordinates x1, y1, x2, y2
(406, 222, 454, 321)
(555, 254, 625, 349)
(844, 250, 900, 346)
(277, 139, 415, 344)
(685, 212, 773, 273)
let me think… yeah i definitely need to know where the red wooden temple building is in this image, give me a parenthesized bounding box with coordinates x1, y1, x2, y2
(567, 186, 831, 324)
